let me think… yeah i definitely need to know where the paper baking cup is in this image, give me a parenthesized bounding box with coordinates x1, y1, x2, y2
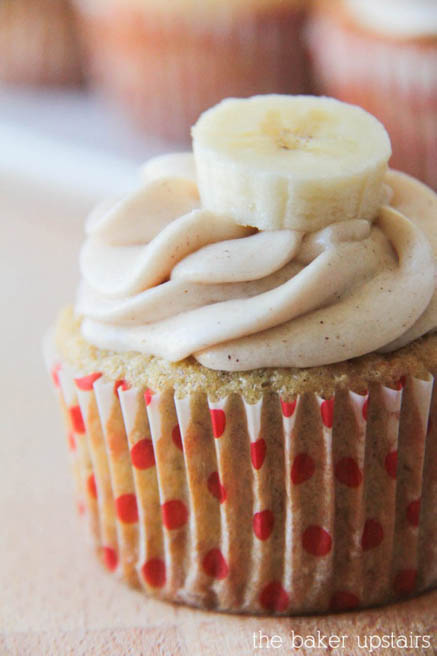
(45, 347, 437, 614)
(75, 3, 310, 142)
(307, 13, 437, 190)
(0, 0, 83, 86)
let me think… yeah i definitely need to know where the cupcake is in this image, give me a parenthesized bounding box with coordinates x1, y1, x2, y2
(45, 95, 437, 614)
(0, 0, 83, 86)
(74, 0, 310, 142)
(307, 0, 437, 190)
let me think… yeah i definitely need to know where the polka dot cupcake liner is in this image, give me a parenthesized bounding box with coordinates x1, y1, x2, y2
(0, 0, 83, 86)
(46, 350, 437, 614)
(74, 1, 310, 142)
(307, 8, 437, 190)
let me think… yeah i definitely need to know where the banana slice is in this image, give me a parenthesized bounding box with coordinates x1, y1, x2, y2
(192, 95, 392, 231)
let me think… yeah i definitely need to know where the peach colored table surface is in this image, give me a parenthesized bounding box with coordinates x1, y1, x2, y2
(1, 180, 436, 656)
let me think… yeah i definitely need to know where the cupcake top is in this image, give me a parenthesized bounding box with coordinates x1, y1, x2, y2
(76, 95, 437, 373)
(344, 0, 437, 39)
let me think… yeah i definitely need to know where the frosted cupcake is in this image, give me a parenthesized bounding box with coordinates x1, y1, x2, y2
(307, 0, 437, 189)
(46, 95, 437, 614)
(0, 0, 83, 86)
(74, 0, 310, 141)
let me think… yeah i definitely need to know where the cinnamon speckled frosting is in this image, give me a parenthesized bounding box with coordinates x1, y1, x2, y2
(75, 155, 437, 372)
(55, 306, 437, 402)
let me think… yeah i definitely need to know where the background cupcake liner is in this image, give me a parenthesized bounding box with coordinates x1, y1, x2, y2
(0, 0, 83, 86)
(307, 12, 437, 190)
(46, 348, 437, 615)
(75, 2, 310, 142)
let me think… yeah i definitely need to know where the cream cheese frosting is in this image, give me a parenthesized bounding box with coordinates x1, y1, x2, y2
(75, 154, 437, 372)
(345, 0, 437, 38)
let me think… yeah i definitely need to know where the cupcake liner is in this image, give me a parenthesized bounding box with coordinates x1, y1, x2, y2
(0, 0, 83, 86)
(75, 2, 310, 141)
(307, 12, 437, 189)
(45, 345, 437, 615)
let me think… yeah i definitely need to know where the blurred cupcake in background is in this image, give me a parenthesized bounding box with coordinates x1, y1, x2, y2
(307, 0, 437, 190)
(0, 0, 83, 86)
(75, 0, 311, 142)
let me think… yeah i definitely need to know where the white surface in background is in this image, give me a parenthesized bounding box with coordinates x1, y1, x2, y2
(0, 87, 178, 208)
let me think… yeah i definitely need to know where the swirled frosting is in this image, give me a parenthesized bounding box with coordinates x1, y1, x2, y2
(76, 154, 437, 372)
(345, 0, 437, 38)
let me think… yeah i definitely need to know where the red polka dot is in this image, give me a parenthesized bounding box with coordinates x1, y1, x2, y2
(250, 438, 266, 470)
(259, 581, 289, 612)
(207, 472, 227, 504)
(115, 493, 139, 523)
(114, 379, 130, 396)
(67, 432, 76, 451)
(101, 546, 118, 571)
(394, 569, 417, 596)
(406, 498, 421, 527)
(87, 473, 97, 499)
(385, 451, 398, 479)
(253, 510, 274, 540)
(362, 398, 368, 421)
(210, 409, 226, 438)
(202, 548, 229, 580)
(144, 388, 154, 406)
(302, 525, 332, 556)
(77, 500, 85, 515)
(70, 405, 85, 434)
(321, 399, 334, 428)
(280, 398, 297, 418)
(394, 376, 406, 390)
(51, 363, 61, 387)
(172, 424, 183, 451)
(291, 453, 315, 485)
(162, 499, 188, 530)
(74, 372, 102, 391)
(131, 438, 155, 469)
(361, 518, 384, 551)
(330, 591, 360, 611)
(142, 558, 166, 588)
(335, 457, 363, 488)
